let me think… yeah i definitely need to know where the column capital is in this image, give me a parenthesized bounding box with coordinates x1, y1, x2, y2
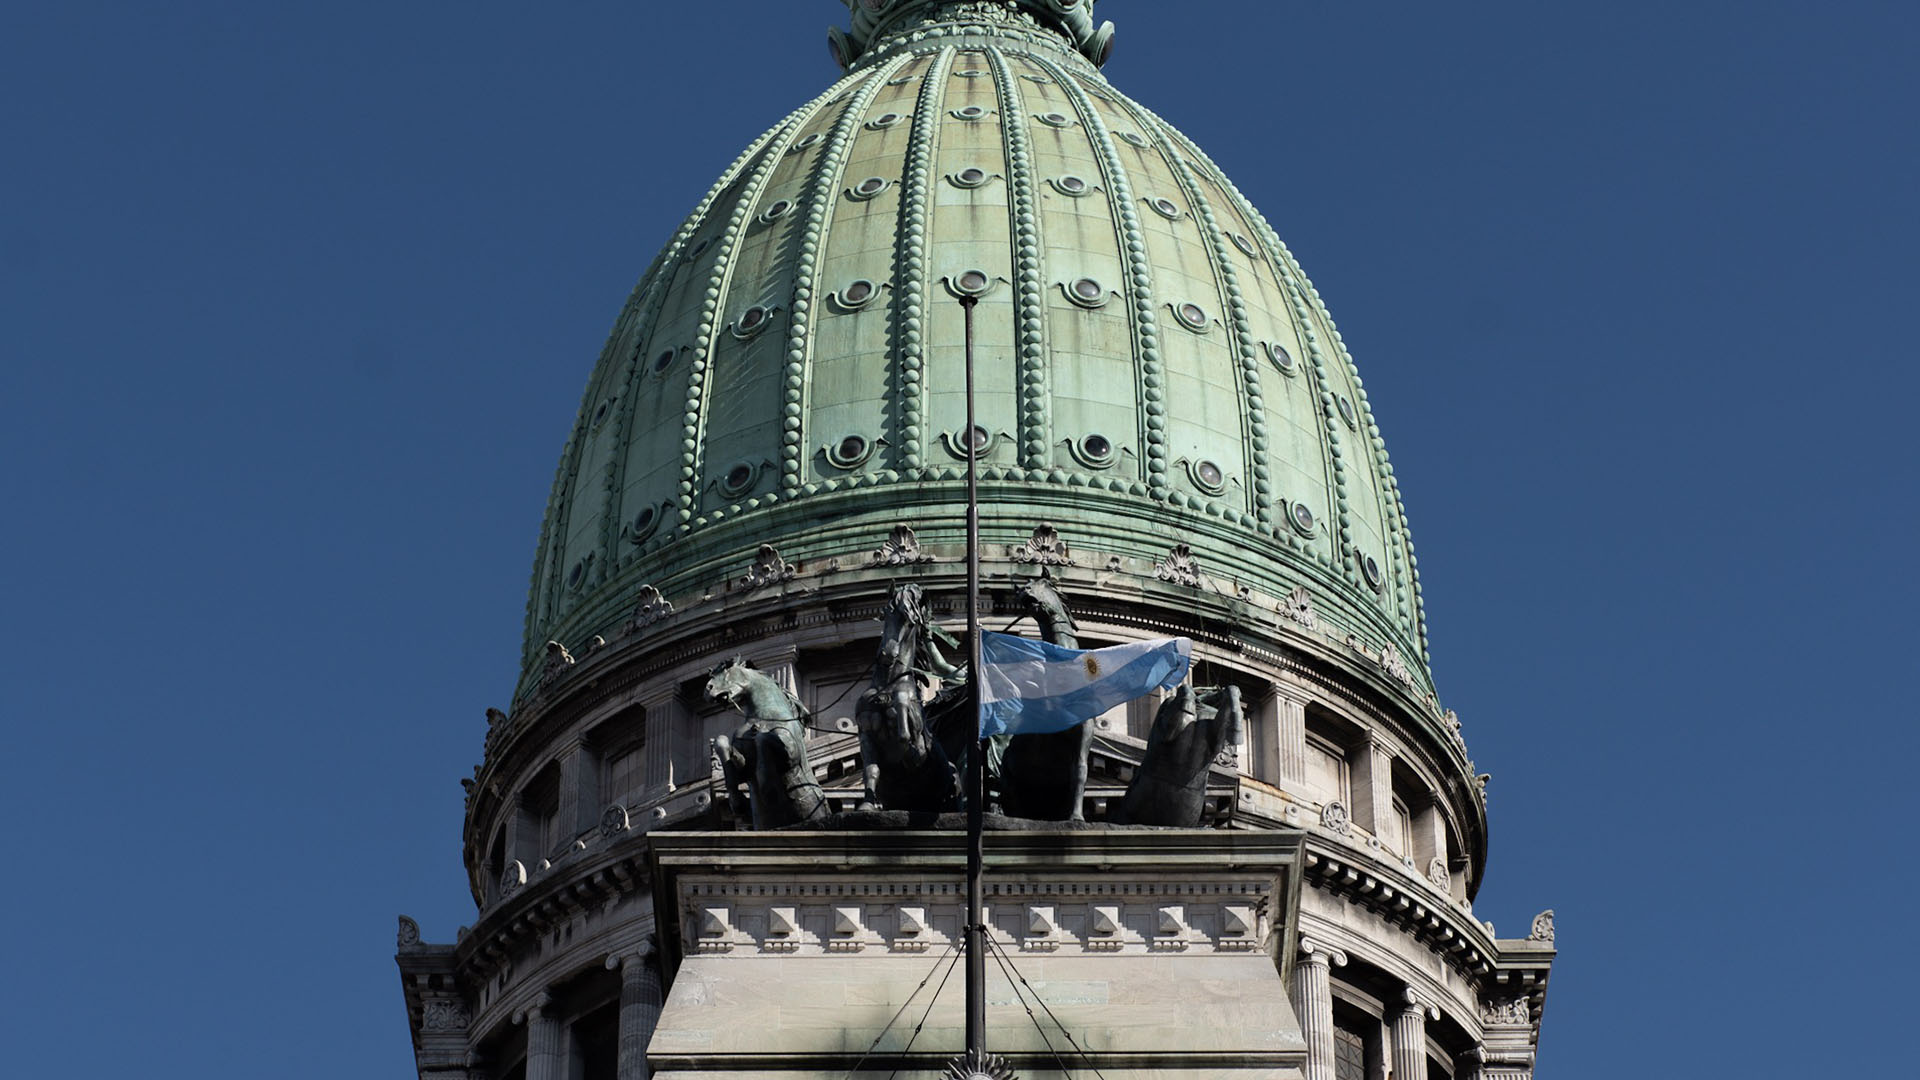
(605, 937, 659, 971)
(513, 990, 553, 1024)
(1299, 935, 1348, 968)
(1400, 986, 1441, 1021)
(1269, 679, 1314, 706)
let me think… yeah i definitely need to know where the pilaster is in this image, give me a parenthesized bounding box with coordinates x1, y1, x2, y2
(1352, 733, 1394, 839)
(557, 739, 598, 839)
(1269, 680, 1310, 786)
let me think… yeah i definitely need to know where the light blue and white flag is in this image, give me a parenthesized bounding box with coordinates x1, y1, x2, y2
(978, 632, 1192, 738)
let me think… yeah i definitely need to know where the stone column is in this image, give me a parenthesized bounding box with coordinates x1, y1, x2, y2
(517, 992, 564, 1080)
(1294, 937, 1347, 1080)
(1390, 989, 1439, 1080)
(1270, 681, 1311, 786)
(608, 946, 664, 1080)
(1454, 1047, 1488, 1080)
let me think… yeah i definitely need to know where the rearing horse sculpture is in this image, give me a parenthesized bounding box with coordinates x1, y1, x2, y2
(1114, 683, 1244, 826)
(706, 657, 829, 830)
(996, 572, 1095, 820)
(854, 583, 961, 812)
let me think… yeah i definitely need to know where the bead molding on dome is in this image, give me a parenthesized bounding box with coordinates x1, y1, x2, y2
(833, 1, 1115, 72)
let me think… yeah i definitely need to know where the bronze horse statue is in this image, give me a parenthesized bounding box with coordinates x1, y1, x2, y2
(995, 572, 1095, 820)
(854, 583, 962, 812)
(706, 657, 829, 829)
(1114, 683, 1244, 826)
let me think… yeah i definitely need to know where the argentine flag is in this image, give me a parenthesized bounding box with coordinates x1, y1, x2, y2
(978, 632, 1193, 738)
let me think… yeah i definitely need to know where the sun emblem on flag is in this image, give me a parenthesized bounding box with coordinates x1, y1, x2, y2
(1082, 655, 1101, 678)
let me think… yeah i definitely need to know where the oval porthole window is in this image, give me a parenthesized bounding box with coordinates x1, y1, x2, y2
(1269, 342, 1296, 374)
(592, 400, 612, 426)
(627, 505, 659, 544)
(826, 432, 875, 469)
(956, 424, 992, 456)
(1118, 131, 1148, 148)
(849, 176, 891, 200)
(1065, 277, 1106, 308)
(885, 74, 915, 86)
(653, 348, 678, 374)
(790, 133, 823, 152)
(952, 167, 989, 188)
(1193, 459, 1226, 493)
(721, 462, 756, 496)
(1020, 74, 1052, 85)
(836, 278, 878, 308)
(566, 559, 588, 590)
(758, 198, 794, 223)
(1290, 501, 1317, 536)
(1150, 196, 1181, 220)
(954, 269, 991, 295)
(1175, 302, 1208, 331)
(732, 306, 771, 338)
(952, 105, 987, 121)
(1078, 433, 1114, 466)
(1336, 394, 1357, 429)
(1230, 232, 1259, 258)
(867, 112, 903, 130)
(1360, 552, 1384, 591)
(955, 68, 985, 78)
(1053, 175, 1089, 196)
(686, 237, 711, 260)
(1036, 111, 1073, 128)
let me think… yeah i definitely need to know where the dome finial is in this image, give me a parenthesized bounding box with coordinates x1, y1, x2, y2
(831, 1, 1115, 72)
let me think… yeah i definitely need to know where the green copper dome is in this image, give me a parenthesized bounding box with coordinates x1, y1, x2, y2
(518, 0, 1430, 700)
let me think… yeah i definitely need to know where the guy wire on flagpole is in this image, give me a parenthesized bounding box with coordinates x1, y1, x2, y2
(960, 292, 988, 1060)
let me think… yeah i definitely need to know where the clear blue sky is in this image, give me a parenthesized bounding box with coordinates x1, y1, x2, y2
(3, 2, 1913, 1076)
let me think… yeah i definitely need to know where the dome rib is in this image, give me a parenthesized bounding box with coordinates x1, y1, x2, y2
(524, 81, 850, 662)
(1118, 91, 1273, 530)
(678, 112, 814, 533)
(1030, 52, 1168, 498)
(888, 49, 952, 474)
(783, 55, 917, 497)
(981, 47, 1050, 471)
(1138, 107, 1432, 660)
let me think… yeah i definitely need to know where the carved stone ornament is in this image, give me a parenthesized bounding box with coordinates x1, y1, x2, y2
(741, 543, 797, 588)
(540, 640, 576, 683)
(600, 803, 631, 837)
(485, 707, 507, 729)
(1529, 909, 1556, 943)
(1481, 997, 1531, 1026)
(1380, 641, 1414, 687)
(397, 915, 421, 949)
(422, 999, 472, 1032)
(1009, 521, 1075, 565)
(872, 523, 934, 565)
(1155, 542, 1201, 587)
(1320, 800, 1352, 836)
(499, 860, 528, 898)
(1428, 858, 1450, 892)
(623, 583, 675, 633)
(1279, 584, 1319, 631)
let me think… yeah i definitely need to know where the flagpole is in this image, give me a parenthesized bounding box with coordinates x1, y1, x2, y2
(959, 292, 988, 1060)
